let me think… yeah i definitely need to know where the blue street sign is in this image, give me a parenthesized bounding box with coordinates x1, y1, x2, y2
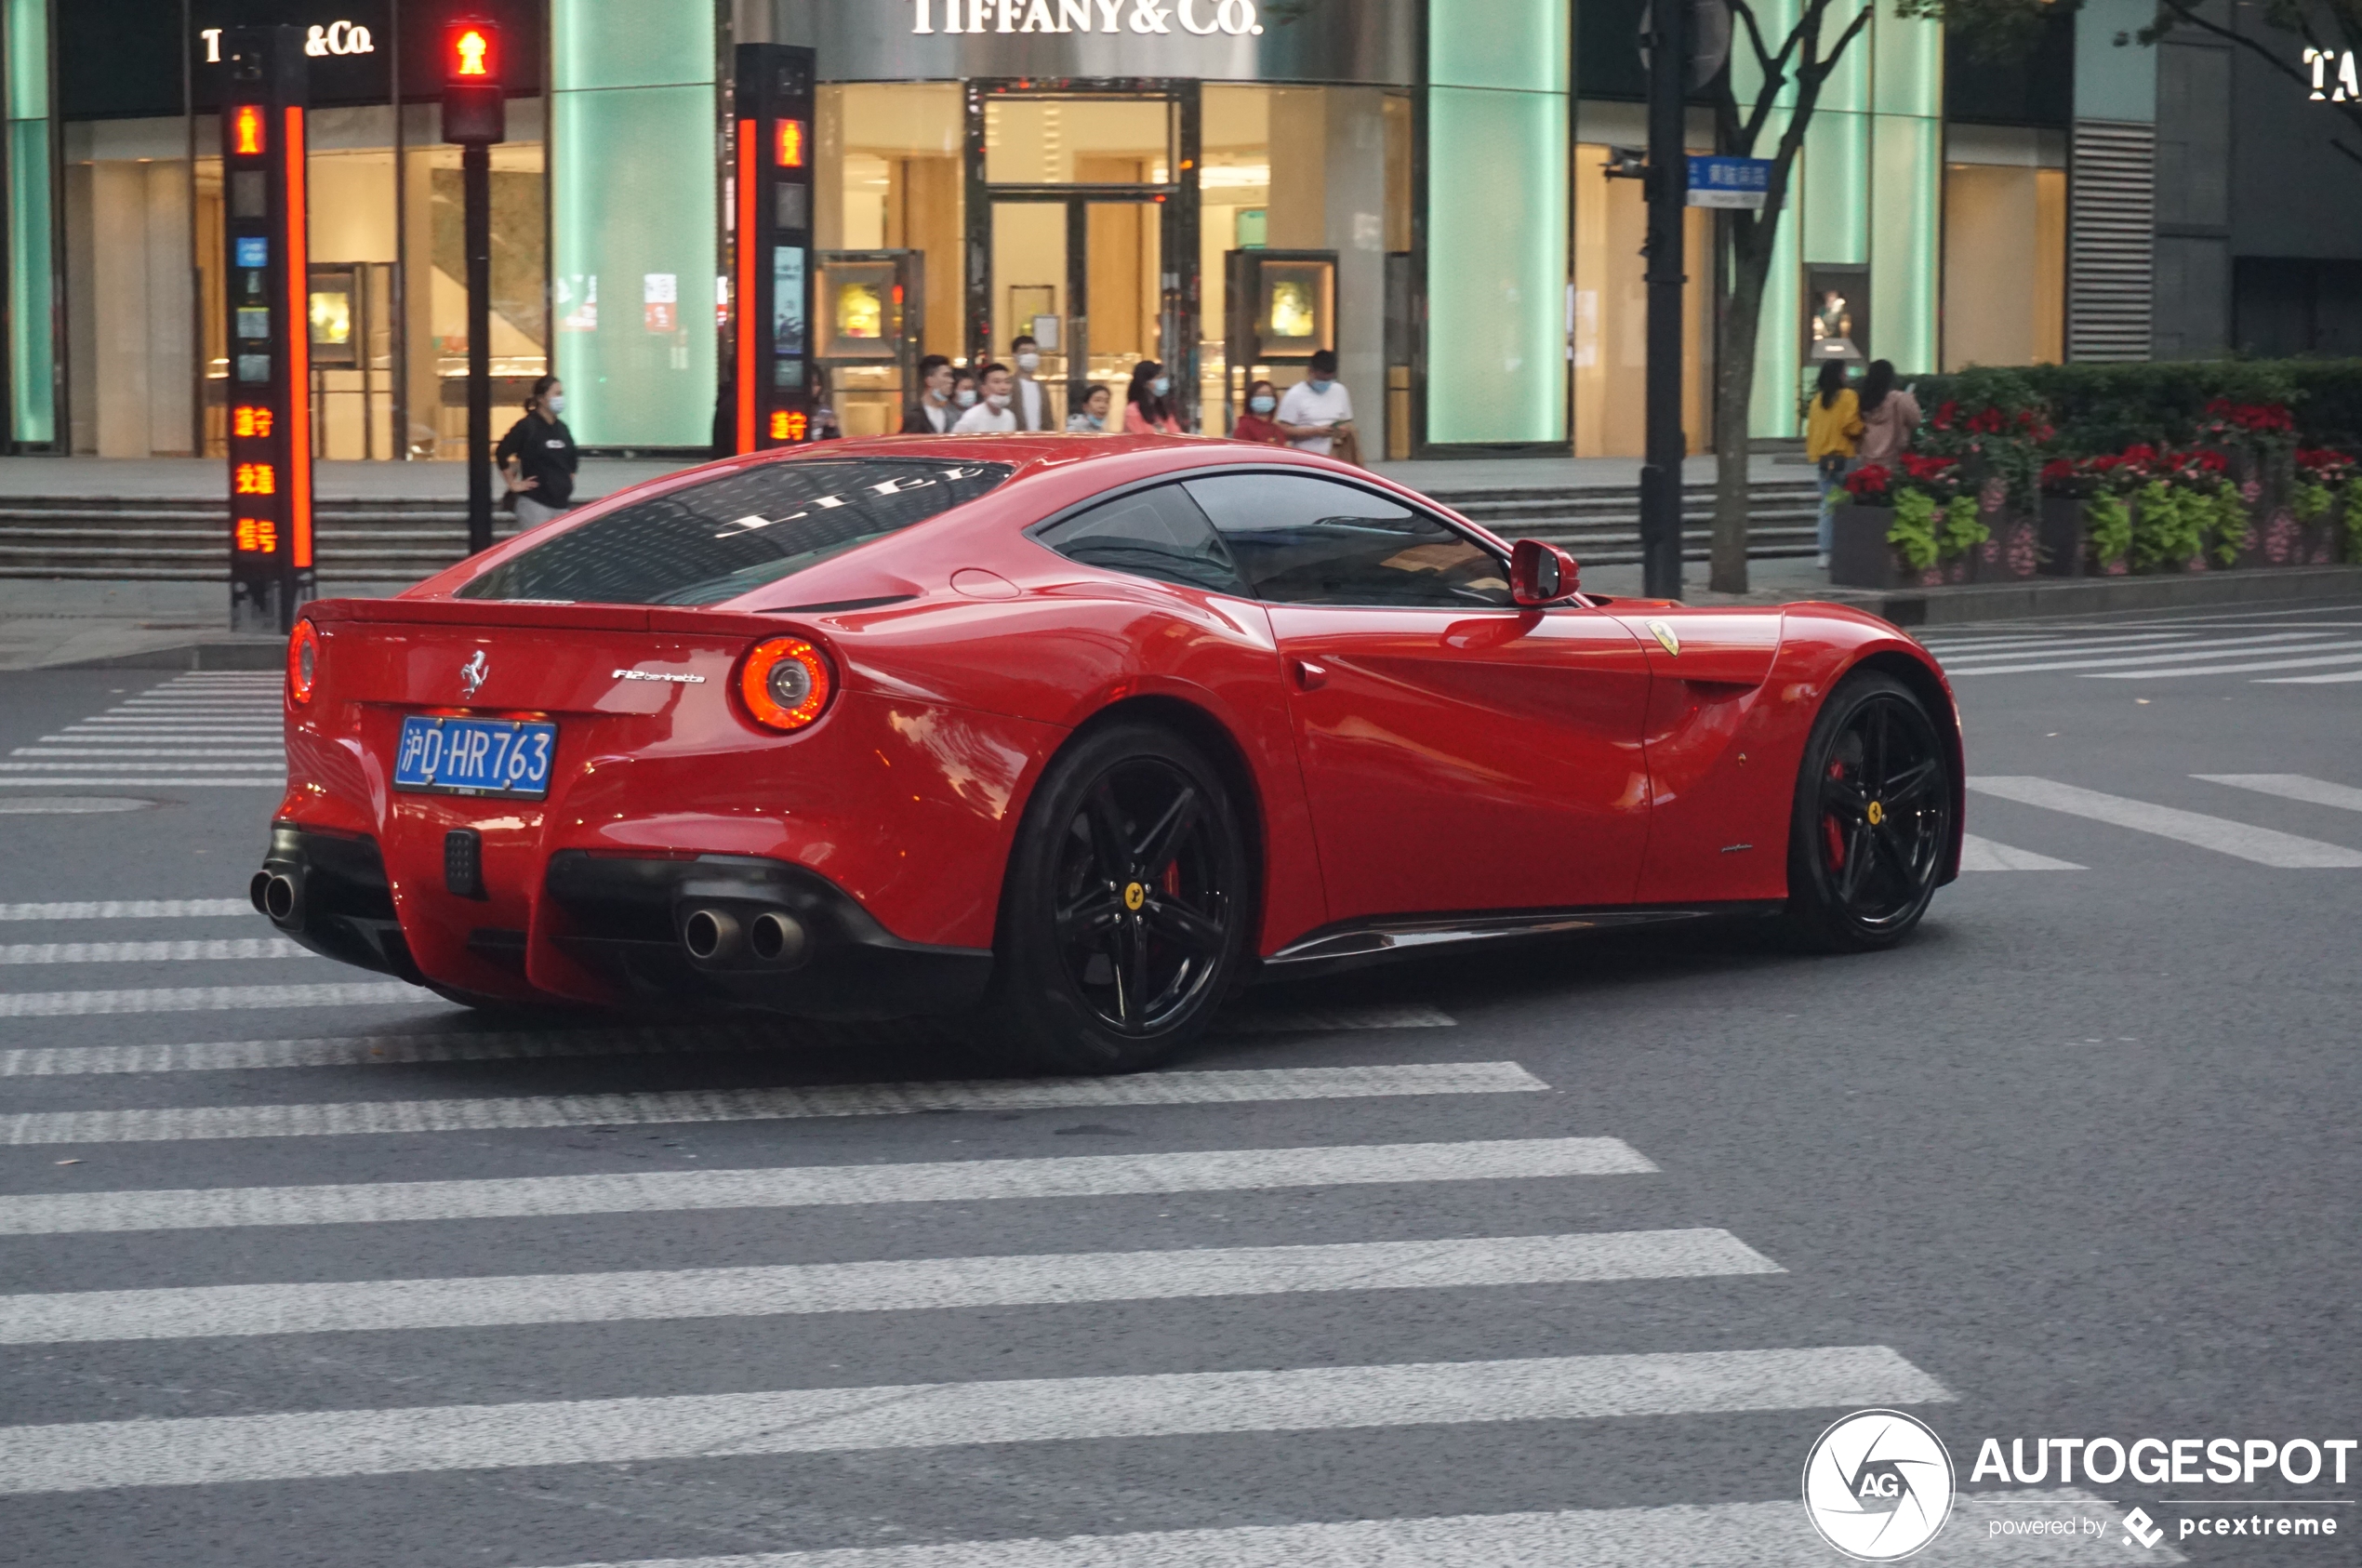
(1687, 155, 1772, 209)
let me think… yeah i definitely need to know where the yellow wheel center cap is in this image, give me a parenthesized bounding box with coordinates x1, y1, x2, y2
(1123, 882, 1147, 911)
(1866, 800, 1885, 826)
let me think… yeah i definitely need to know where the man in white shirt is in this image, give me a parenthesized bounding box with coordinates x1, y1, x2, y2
(952, 364, 1019, 432)
(1010, 336, 1051, 431)
(1276, 350, 1353, 457)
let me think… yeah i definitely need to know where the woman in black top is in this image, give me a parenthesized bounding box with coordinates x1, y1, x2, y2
(496, 375, 579, 530)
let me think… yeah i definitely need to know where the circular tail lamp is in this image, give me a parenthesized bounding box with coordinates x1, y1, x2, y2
(737, 636, 835, 732)
(287, 618, 320, 705)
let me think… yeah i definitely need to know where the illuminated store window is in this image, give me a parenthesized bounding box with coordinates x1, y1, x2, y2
(816, 83, 961, 437)
(1572, 140, 1715, 458)
(1942, 160, 2064, 369)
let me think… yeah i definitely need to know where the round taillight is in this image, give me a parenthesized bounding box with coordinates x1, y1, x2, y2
(287, 618, 319, 705)
(737, 636, 834, 732)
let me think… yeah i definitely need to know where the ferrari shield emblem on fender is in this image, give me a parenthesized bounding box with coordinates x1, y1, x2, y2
(1646, 619, 1680, 658)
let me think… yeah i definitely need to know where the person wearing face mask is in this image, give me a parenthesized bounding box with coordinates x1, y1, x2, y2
(900, 354, 957, 434)
(1229, 379, 1287, 446)
(950, 367, 981, 419)
(953, 363, 1020, 432)
(496, 374, 579, 530)
(1008, 335, 1052, 431)
(1066, 382, 1113, 432)
(1276, 350, 1355, 460)
(1123, 360, 1183, 434)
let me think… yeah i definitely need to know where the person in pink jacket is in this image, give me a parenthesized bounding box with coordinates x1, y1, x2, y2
(1123, 361, 1183, 434)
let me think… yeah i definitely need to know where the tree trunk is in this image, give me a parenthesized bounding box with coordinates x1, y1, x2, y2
(1710, 264, 1767, 594)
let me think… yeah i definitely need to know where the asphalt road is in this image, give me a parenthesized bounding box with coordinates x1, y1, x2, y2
(2, 598, 2357, 1567)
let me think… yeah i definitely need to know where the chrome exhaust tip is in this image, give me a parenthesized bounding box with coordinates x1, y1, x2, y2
(260, 872, 299, 924)
(248, 870, 274, 916)
(682, 907, 742, 963)
(748, 910, 808, 967)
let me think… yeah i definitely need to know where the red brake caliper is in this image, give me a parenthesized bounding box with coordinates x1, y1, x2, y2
(1823, 760, 1849, 868)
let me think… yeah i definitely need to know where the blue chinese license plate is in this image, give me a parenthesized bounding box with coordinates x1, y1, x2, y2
(392, 715, 556, 799)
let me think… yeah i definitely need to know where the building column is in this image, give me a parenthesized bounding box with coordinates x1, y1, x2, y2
(2068, 0, 2157, 361)
(5, 0, 59, 448)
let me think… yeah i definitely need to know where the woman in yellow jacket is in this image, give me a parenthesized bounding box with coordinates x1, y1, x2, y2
(1804, 358, 1864, 568)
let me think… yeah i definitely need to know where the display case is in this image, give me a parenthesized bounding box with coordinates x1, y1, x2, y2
(1226, 249, 1337, 368)
(815, 250, 926, 438)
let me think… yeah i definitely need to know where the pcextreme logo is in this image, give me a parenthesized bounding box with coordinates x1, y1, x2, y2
(1803, 1409, 1957, 1561)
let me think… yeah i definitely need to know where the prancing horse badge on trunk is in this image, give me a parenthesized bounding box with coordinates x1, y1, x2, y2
(460, 649, 490, 697)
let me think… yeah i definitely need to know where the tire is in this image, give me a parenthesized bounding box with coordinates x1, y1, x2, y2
(1785, 670, 1954, 952)
(981, 721, 1253, 1074)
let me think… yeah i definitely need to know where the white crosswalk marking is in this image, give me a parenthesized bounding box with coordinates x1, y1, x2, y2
(0, 1229, 1781, 1343)
(1957, 833, 2084, 871)
(0, 762, 285, 774)
(0, 937, 309, 964)
(523, 1491, 2176, 1568)
(2256, 666, 2362, 684)
(0, 1062, 1550, 1145)
(0, 1137, 1656, 1235)
(4, 676, 285, 787)
(0, 898, 254, 920)
(0, 1346, 1951, 1495)
(2085, 648, 2362, 679)
(10, 750, 285, 758)
(0, 980, 432, 1017)
(1970, 777, 2362, 867)
(1940, 633, 2353, 677)
(2193, 773, 2362, 813)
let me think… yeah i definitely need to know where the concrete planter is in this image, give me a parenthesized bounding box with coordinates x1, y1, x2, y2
(1829, 504, 1908, 590)
(2037, 497, 2086, 577)
(1978, 509, 2041, 581)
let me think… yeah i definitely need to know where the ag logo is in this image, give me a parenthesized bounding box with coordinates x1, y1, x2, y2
(1802, 1409, 1955, 1561)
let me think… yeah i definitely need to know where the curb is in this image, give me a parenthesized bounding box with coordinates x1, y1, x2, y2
(1811, 564, 2362, 626)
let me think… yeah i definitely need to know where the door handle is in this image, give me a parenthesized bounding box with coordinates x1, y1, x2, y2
(1289, 658, 1328, 691)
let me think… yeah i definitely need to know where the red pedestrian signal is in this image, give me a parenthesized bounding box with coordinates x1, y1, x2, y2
(232, 104, 265, 155)
(776, 119, 806, 168)
(442, 18, 505, 144)
(445, 22, 498, 83)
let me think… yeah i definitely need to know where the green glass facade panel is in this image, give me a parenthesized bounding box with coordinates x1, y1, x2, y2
(1428, 0, 1566, 93)
(1819, 8, 1870, 114)
(1871, 7, 1943, 117)
(1870, 110, 1940, 373)
(1751, 151, 1803, 439)
(6, 0, 53, 445)
(1800, 112, 1867, 265)
(551, 81, 717, 448)
(1732, 0, 1801, 114)
(1426, 85, 1566, 445)
(553, 0, 716, 91)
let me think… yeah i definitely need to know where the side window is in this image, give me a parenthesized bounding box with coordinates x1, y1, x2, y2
(1034, 485, 1248, 595)
(1181, 472, 1513, 608)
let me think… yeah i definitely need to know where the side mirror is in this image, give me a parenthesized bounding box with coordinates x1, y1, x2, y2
(1509, 538, 1582, 606)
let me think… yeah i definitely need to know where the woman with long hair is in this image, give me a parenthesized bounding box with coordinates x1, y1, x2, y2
(1124, 360, 1182, 434)
(1853, 358, 1920, 471)
(1803, 358, 1864, 569)
(496, 374, 578, 531)
(1229, 379, 1287, 445)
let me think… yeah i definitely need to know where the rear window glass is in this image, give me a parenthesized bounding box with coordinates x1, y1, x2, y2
(456, 459, 1014, 605)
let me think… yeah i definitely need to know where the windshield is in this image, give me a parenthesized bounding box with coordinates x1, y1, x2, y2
(455, 458, 1015, 605)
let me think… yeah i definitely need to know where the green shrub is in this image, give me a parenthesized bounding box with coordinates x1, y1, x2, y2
(1915, 362, 2362, 452)
(2130, 481, 2207, 571)
(2085, 493, 2132, 565)
(1888, 490, 1941, 570)
(1939, 495, 1989, 560)
(2205, 487, 2250, 567)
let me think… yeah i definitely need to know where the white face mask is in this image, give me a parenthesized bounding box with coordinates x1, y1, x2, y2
(543, 393, 564, 415)
(1149, 376, 1171, 397)
(1015, 352, 1041, 373)
(986, 392, 1011, 410)
(1250, 395, 1275, 414)
(1307, 378, 1334, 392)
(956, 389, 978, 407)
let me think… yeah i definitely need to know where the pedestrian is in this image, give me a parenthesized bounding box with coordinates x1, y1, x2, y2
(950, 367, 980, 420)
(1804, 358, 1864, 568)
(1230, 379, 1288, 445)
(1009, 335, 1052, 431)
(900, 354, 957, 433)
(1276, 350, 1354, 458)
(1853, 358, 1920, 469)
(1124, 360, 1183, 434)
(809, 365, 843, 442)
(1066, 382, 1113, 432)
(496, 374, 578, 530)
(953, 363, 1019, 432)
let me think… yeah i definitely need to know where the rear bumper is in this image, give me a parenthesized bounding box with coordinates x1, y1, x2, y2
(253, 825, 990, 1020)
(538, 851, 991, 1020)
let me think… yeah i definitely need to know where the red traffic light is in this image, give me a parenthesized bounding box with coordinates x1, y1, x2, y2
(445, 19, 500, 84)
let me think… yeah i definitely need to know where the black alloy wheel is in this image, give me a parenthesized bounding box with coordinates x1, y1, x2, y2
(985, 723, 1249, 1073)
(1786, 671, 1954, 950)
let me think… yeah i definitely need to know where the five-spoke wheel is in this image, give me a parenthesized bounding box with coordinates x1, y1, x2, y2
(985, 723, 1248, 1072)
(1786, 671, 1955, 950)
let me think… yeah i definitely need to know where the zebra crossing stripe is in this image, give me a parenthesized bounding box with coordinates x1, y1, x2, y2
(1941, 634, 2353, 677)
(0, 937, 309, 964)
(2256, 666, 2362, 684)
(0, 778, 283, 788)
(0, 763, 285, 774)
(0, 1062, 1549, 1146)
(10, 750, 285, 759)
(0, 899, 254, 921)
(1969, 777, 2362, 867)
(0, 981, 431, 1017)
(1957, 833, 2084, 871)
(2192, 773, 2362, 813)
(0, 1005, 1453, 1077)
(2084, 649, 2362, 680)
(0, 1229, 1780, 1344)
(0, 1345, 1951, 1494)
(0, 1136, 1647, 1235)
(520, 1490, 2170, 1568)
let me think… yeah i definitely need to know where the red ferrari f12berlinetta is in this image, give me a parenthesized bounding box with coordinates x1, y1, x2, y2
(257, 435, 1962, 1071)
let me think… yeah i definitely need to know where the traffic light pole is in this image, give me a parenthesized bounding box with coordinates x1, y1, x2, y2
(463, 140, 492, 554)
(1639, 0, 1689, 601)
